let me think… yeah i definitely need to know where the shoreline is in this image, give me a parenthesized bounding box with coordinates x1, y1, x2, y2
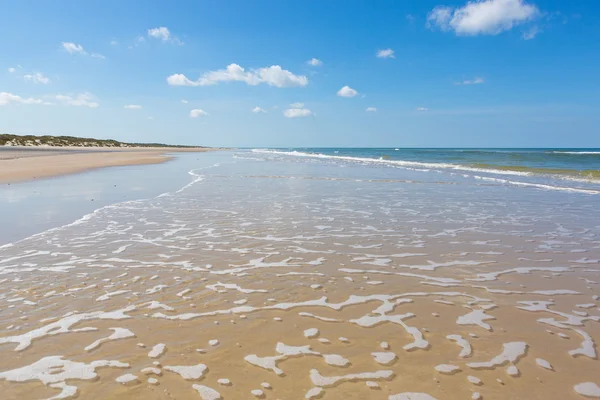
(0, 147, 217, 184)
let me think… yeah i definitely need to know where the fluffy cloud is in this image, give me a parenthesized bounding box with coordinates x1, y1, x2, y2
(0, 92, 43, 106)
(457, 77, 485, 85)
(190, 109, 209, 118)
(337, 85, 358, 98)
(181, 99, 188, 104)
(62, 42, 85, 54)
(252, 106, 267, 113)
(416, 107, 429, 111)
(427, 0, 539, 36)
(284, 108, 312, 118)
(167, 64, 308, 88)
(148, 27, 182, 44)
(124, 104, 142, 109)
(366, 107, 377, 112)
(376, 49, 395, 59)
(307, 58, 323, 66)
(284, 102, 312, 118)
(61, 42, 104, 58)
(148, 27, 170, 40)
(8, 67, 16, 73)
(55, 93, 99, 108)
(24, 72, 50, 84)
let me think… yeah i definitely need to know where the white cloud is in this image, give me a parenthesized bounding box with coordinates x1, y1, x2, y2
(181, 99, 188, 104)
(252, 106, 267, 113)
(416, 107, 429, 111)
(284, 102, 312, 118)
(8, 67, 16, 73)
(148, 27, 182, 44)
(62, 42, 86, 54)
(457, 77, 485, 85)
(376, 48, 395, 59)
(337, 85, 358, 98)
(55, 92, 99, 108)
(284, 108, 312, 118)
(61, 42, 104, 58)
(190, 109, 209, 118)
(148, 27, 170, 40)
(427, 0, 539, 36)
(366, 107, 377, 112)
(62, 42, 85, 54)
(307, 58, 323, 66)
(167, 64, 308, 88)
(124, 104, 142, 109)
(0, 92, 43, 106)
(522, 26, 540, 40)
(110, 39, 118, 46)
(24, 72, 50, 84)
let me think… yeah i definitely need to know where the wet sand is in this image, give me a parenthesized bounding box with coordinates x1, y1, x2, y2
(0, 147, 214, 184)
(0, 151, 598, 400)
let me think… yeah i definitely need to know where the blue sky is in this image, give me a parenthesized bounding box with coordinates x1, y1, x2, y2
(1, 0, 599, 148)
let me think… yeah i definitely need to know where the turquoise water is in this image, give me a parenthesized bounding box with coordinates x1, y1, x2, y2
(265, 148, 600, 174)
(250, 148, 600, 194)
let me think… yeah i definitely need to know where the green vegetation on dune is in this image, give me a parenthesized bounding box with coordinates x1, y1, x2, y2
(0, 134, 202, 148)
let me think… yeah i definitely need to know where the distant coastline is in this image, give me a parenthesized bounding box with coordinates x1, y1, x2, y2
(1, 133, 203, 149)
(0, 134, 218, 184)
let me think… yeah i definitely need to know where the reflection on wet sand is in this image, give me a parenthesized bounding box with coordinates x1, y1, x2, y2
(0, 154, 599, 399)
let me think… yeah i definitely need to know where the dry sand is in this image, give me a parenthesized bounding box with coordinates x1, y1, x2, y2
(0, 147, 215, 184)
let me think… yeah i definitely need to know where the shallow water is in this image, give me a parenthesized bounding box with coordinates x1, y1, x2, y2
(0, 152, 207, 245)
(0, 150, 599, 399)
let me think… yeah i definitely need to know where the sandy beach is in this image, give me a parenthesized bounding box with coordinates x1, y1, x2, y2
(0, 147, 215, 184)
(0, 150, 598, 400)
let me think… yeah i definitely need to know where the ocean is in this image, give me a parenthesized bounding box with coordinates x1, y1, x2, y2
(0, 149, 598, 400)
(250, 148, 600, 194)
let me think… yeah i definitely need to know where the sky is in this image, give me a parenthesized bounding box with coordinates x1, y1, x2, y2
(1, 0, 599, 148)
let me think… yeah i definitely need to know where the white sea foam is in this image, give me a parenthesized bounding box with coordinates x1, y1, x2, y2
(148, 343, 166, 358)
(457, 309, 496, 331)
(0, 305, 134, 351)
(435, 364, 461, 374)
(193, 384, 222, 400)
(164, 364, 207, 380)
(251, 149, 532, 177)
(84, 327, 135, 351)
(0, 356, 129, 396)
(305, 387, 324, 399)
(467, 342, 528, 370)
(309, 368, 393, 388)
(388, 393, 438, 400)
(116, 373, 139, 385)
(304, 328, 319, 338)
(372, 352, 397, 365)
(446, 334, 472, 358)
(574, 382, 600, 398)
(535, 358, 553, 371)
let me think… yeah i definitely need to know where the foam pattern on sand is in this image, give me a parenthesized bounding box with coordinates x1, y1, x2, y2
(0, 152, 599, 399)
